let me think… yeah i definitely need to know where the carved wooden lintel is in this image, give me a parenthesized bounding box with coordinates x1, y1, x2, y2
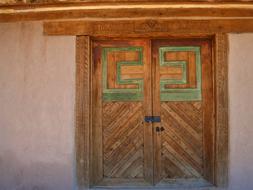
(44, 19, 253, 36)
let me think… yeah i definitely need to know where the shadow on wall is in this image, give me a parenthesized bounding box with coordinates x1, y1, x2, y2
(0, 150, 70, 190)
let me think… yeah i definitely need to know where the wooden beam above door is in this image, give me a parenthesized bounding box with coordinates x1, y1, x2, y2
(44, 19, 253, 36)
(1, 1, 253, 22)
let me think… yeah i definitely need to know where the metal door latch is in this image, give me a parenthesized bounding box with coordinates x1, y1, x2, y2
(144, 116, 161, 123)
(156, 126, 165, 132)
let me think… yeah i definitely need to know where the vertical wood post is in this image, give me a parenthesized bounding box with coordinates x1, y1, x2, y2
(215, 33, 229, 187)
(75, 36, 91, 189)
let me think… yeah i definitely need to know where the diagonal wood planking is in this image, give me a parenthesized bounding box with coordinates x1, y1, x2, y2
(161, 102, 203, 179)
(103, 102, 144, 178)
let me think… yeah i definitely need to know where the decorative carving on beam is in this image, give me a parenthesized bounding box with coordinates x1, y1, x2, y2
(44, 19, 253, 36)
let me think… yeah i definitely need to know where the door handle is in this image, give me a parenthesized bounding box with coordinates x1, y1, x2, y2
(155, 126, 165, 132)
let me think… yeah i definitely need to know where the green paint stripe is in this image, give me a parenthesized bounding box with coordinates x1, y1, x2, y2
(159, 46, 200, 52)
(160, 90, 202, 101)
(103, 93, 143, 101)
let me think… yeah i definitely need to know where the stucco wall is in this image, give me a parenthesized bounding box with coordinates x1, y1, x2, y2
(0, 22, 253, 190)
(228, 34, 253, 190)
(0, 22, 76, 190)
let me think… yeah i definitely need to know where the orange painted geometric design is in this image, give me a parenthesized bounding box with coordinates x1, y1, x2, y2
(162, 51, 197, 89)
(102, 47, 144, 101)
(159, 46, 202, 101)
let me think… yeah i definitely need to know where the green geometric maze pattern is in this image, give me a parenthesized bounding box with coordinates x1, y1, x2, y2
(102, 47, 144, 101)
(159, 46, 202, 101)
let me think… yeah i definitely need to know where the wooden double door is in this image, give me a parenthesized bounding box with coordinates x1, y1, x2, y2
(91, 38, 214, 188)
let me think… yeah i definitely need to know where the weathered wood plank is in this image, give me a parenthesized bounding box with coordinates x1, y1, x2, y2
(91, 38, 103, 185)
(103, 102, 144, 178)
(201, 39, 215, 184)
(2, 2, 253, 22)
(44, 19, 253, 36)
(2, 0, 253, 6)
(75, 36, 91, 189)
(152, 38, 162, 185)
(141, 40, 153, 184)
(214, 33, 229, 187)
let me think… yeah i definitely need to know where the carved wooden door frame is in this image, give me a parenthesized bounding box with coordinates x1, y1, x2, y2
(75, 33, 228, 190)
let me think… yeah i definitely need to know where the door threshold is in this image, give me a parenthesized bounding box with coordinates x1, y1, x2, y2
(92, 178, 215, 189)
